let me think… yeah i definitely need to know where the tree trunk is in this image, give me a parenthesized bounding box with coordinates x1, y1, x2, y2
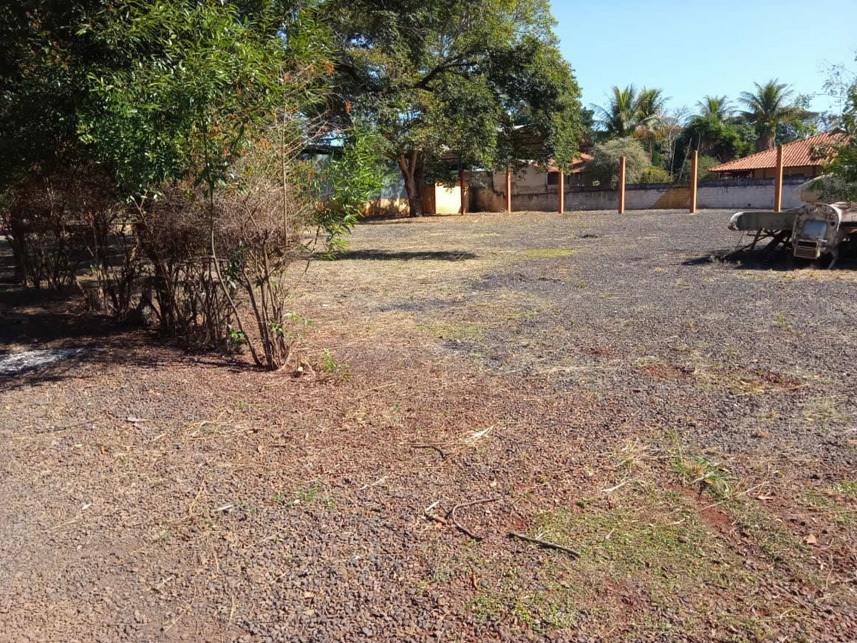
(397, 151, 424, 217)
(758, 130, 775, 152)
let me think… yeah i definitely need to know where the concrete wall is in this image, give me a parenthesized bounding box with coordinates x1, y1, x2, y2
(474, 176, 808, 212)
(698, 177, 806, 209)
(491, 165, 551, 195)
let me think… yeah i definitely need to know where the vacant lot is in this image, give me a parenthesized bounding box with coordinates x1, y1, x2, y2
(2, 209, 856, 642)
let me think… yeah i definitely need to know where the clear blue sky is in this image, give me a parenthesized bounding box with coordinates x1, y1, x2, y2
(550, 0, 857, 117)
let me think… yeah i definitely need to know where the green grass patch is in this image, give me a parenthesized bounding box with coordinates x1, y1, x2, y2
(773, 312, 794, 332)
(729, 500, 815, 576)
(836, 480, 857, 496)
(802, 486, 856, 526)
(532, 498, 707, 576)
(520, 248, 575, 259)
(469, 585, 578, 631)
(273, 480, 333, 509)
(672, 455, 734, 499)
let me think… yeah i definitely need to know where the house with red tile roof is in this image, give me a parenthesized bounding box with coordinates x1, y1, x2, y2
(709, 131, 842, 179)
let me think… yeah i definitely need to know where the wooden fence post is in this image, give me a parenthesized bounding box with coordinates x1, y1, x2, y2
(459, 169, 467, 215)
(774, 144, 784, 213)
(618, 156, 626, 214)
(558, 170, 565, 214)
(505, 167, 512, 213)
(690, 150, 698, 213)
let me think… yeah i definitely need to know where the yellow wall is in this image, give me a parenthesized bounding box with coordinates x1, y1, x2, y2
(434, 184, 463, 214)
(362, 184, 462, 216)
(362, 198, 410, 217)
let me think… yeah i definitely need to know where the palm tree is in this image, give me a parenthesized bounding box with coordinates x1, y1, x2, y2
(594, 86, 667, 145)
(636, 88, 668, 128)
(594, 85, 640, 138)
(738, 80, 799, 151)
(696, 95, 733, 122)
(634, 88, 668, 159)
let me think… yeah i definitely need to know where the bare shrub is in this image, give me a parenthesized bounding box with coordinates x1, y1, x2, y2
(1, 173, 97, 290)
(210, 121, 384, 370)
(1, 168, 144, 321)
(133, 187, 236, 351)
(87, 205, 141, 320)
(216, 169, 307, 368)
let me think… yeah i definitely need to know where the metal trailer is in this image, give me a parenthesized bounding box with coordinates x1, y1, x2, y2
(727, 178, 857, 268)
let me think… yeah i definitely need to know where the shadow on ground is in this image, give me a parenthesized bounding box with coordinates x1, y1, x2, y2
(682, 247, 857, 271)
(0, 284, 249, 391)
(333, 249, 477, 261)
(0, 285, 131, 346)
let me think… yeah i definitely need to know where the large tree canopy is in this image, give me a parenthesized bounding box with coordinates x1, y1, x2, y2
(321, 0, 582, 215)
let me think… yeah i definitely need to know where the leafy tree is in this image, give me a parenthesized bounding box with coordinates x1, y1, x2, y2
(586, 138, 649, 187)
(321, 0, 582, 216)
(636, 88, 667, 129)
(79, 1, 288, 198)
(821, 69, 857, 201)
(738, 79, 801, 151)
(697, 155, 721, 180)
(0, 0, 122, 192)
(578, 106, 597, 147)
(776, 93, 821, 144)
(1, 1, 384, 366)
(682, 115, 755, 162)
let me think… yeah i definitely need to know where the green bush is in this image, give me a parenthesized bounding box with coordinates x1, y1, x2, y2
(698, 155, 721, 180)
(585, 138, 650, 188)
(639, 166, 672, 184)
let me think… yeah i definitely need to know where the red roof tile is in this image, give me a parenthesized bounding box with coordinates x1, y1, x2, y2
(546, 153, 593, 174)
(709, 131, 843, 173)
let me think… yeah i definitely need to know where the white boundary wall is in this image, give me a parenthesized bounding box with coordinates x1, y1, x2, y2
(473, 177, 808, 212)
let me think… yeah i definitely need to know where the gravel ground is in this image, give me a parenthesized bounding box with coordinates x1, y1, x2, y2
(1, 209, 856, 642)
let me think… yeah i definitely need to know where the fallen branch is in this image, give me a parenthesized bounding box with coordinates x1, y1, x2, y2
(424, 500, 447, 525)
(602, 479, 629, 494)
(507, 531, 580, 558)
(448, 497, 500, 541)
(39, 420, 90, 434)
(412, 444, 447, 460)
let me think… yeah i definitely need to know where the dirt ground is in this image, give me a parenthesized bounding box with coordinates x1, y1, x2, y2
(1, 209, 856, 642)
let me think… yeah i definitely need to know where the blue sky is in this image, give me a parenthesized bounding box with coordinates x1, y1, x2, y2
(550, 0, 857, 117)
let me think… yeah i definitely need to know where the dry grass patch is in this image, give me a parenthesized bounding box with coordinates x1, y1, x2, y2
(802, 395, 852, 427)
(692, 363, 805, 395)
